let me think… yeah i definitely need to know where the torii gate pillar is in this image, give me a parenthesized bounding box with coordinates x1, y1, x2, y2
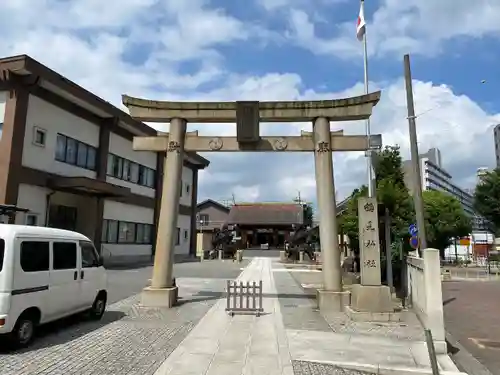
(141, 118, 187, 308)
(313, 117, 350, 311)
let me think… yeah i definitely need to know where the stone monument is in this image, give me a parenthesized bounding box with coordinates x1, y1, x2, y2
(349, 197, 393, 313)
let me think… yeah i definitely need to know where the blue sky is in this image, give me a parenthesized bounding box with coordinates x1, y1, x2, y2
(1, 0, 499, 204)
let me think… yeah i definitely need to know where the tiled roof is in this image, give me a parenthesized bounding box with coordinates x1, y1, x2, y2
(227, 203, 304, 225)
(197, 199, 230, 212)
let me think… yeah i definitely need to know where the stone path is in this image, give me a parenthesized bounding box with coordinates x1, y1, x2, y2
(155, 257, 463, 375)
(154, 257, 294, 375)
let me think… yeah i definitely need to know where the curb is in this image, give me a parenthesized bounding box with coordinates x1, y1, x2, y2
(445, 331, 494, 375)
(299, 359, 467, 375)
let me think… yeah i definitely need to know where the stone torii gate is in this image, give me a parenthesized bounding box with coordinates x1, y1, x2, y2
(123, 93, 382, 312)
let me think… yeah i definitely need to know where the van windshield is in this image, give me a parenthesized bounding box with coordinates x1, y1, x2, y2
(0, 238, 4, 272)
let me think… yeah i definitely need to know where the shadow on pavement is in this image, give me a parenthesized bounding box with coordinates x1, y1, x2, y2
(0, 310, 126, 354)
(443, 297, 457, 306)
(179, 290, 316, 305)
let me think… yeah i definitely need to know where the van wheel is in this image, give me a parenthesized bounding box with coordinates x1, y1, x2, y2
(89, 293, 107, 320)
(11, 314, 36, 348)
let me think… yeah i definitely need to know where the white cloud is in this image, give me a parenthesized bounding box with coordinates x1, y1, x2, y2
(284, 0, 500, 58)
(0, 0, 497, 207)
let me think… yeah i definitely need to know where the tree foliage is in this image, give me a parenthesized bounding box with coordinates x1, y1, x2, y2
(474, 168, 500, 233)
(339, 146, 413, 254)
(423, 190, 472, 257)
(303, 203, 314, 226)
(339, 145, 473, 256)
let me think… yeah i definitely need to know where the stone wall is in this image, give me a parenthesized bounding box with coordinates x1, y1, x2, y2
(406, 248, 446, 353)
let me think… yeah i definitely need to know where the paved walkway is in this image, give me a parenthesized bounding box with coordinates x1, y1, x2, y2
(155, 257, 293, 375)
(155, 257, 463, 375)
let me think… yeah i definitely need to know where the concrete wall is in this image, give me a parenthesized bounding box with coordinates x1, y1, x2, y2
(179, 166, 194, 207)
(176, 214, 192, 256)
(196, 204, 229, 231)
(15, 184, 49, 226)
(406, 249, 446, 353)
(22, 95, 98, 178)
(15, 184, 97, 239)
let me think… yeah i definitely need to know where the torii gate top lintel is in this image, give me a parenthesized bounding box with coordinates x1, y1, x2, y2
(121, 91, 381, 123)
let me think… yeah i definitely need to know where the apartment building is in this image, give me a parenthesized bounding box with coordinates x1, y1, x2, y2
(494, 124, 500, 167)
(0, 55, 209, 265)
(403, 148, 489, 230)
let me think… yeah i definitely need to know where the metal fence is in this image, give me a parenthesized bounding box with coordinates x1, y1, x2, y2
(226, 280, 263, 316)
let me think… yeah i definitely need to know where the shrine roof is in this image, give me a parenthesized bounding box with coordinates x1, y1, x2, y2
(227, 203, 304, 226)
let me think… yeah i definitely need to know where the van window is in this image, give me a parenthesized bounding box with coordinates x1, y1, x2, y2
(0, 239, 4, 272)
(81, 242, 99, 268)
(20, 241, 50, 272)
(53, 242, 77, 270)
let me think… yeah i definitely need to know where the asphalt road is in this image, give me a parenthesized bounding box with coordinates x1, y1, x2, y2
(443, 280, 500, 375)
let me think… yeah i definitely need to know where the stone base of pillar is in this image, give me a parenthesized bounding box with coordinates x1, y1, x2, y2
(236, 250, 243, 262)
(299, 251, 305, 263)
(279, 250, 287, 262)
(218, 249, 223, 260)
(140, 286, 178, 308)
(316, 289, 351, 313)
(349, 284, 393, 313)
(345, 305, 403, 322)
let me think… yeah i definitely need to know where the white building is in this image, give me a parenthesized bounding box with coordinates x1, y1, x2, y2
(0, 54, 209, 266)
(403, 148, 488, 230)
(494, 124, 500, 167)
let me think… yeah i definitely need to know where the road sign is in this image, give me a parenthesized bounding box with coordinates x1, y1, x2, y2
(459, 238, 471, 246)
(409, 236, 419, 249)
(408, 224, 418, 236)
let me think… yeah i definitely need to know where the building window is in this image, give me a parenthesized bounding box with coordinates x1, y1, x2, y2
(176, 228, 180, 245)
(184, 229, 188, 241)
(186, 184, 190, 194)
(25, 214, 38, 226)
(33, 126, 46, 147)
(107, 153, 155, 188)
(106, 220, 118, 243)
(102, 219, 154, 244)
(199, 214, 209, 225)
(20, 241, 50, 272)
(55, 133, 97, 171)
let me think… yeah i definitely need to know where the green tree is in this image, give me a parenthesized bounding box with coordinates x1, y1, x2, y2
(423, 190, 472, 258)
(303, 203, 314, 226)
(339, 146, 414, 254)
(373, 146, 414, 245)
(474, 168, 500, 233)
(338, 185, 368, 252)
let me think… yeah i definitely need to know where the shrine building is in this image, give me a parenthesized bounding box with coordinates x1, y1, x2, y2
(226, 202, 305, 248)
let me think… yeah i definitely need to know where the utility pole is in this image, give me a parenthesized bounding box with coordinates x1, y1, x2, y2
(385, 207, 393, 290)
(404, 54, 427, 252)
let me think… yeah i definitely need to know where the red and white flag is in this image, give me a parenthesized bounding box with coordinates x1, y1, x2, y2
(356, 2, 366, 41)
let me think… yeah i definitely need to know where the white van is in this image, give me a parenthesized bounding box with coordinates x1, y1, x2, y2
(0, 224, 108, 347)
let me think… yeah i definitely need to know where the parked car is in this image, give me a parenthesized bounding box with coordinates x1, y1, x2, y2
(0, 224, 107, 347)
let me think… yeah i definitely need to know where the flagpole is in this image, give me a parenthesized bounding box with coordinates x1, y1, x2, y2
(361, 0, 374, 198)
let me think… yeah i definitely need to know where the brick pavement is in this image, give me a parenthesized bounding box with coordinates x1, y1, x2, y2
(443, 280, 500, 375)
(0, 277, 228, 375)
